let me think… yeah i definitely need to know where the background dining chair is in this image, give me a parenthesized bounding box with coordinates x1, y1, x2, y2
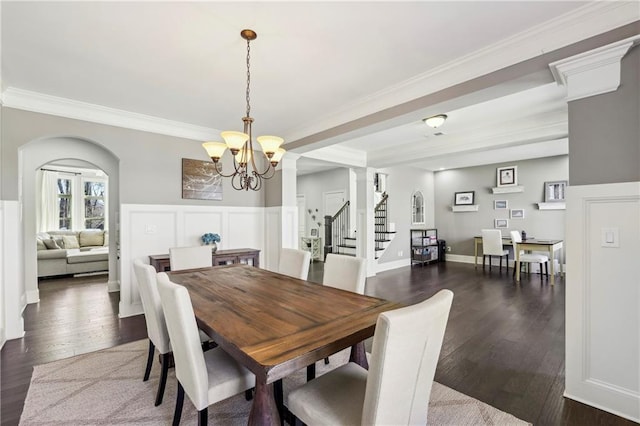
(288, 289, 454, 426)
(278, 248, 311, 280)
(133, 259, 214, 406)
(309, 253, 366, 375)
(156, 273, 255, 426)
(510, 230, 549, 279)
(481, 229, 509, 272)
(169, 246, 213, 271)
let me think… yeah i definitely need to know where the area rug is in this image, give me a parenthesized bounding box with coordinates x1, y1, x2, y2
(20, 340, 530, 425)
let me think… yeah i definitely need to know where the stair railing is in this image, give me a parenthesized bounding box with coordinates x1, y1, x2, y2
(323, 200, 350, 259)
(374, 192, 389, 258)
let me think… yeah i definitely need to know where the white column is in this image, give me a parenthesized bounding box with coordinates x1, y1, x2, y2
(355, 167, 376, 277)
(280, 153, 299, 250)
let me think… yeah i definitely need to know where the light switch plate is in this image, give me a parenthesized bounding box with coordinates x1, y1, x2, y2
(601, 227, 619, 248)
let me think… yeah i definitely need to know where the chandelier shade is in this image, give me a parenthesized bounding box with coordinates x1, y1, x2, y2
(202, 29, 285, 191)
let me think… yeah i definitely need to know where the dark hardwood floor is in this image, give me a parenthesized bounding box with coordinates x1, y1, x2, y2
(1, 262, 635, 425)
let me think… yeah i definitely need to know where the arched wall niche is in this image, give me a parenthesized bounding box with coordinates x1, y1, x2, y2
(20, 136, 120, 304)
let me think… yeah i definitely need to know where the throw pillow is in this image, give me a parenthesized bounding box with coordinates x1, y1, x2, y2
(79, 230, 104, 247)
(36, 238, 46, 251)
(62, 235, 80, 249)
(43, 239, 61, 250)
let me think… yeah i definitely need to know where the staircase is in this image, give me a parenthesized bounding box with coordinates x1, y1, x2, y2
(324, 193, 395, 260)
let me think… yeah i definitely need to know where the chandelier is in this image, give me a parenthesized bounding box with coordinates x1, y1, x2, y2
(203, 29, 285, 191)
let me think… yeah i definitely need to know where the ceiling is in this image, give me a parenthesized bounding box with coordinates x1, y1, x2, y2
(2, 2, 636, 174)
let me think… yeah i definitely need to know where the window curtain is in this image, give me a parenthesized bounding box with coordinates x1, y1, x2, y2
(38, 170, 59, 232)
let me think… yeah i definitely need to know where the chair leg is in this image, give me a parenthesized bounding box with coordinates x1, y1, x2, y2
(155, 352, 170, 406)
(482, 255, 486, 270)
(306, 363, 316, 381)
(173, 382, 185, 426)
(545, 261, 549, 277)
(144, 340, 155, 381)
(197, 408, 208, 426)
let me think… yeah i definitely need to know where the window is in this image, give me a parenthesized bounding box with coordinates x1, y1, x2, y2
(83, 180, 106, 229)
(57, 178, 72, 230)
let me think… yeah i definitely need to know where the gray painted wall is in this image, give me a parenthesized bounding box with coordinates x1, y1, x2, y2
(376, 166, 435, 264)
(264, 170, 282, 208)
(297, 168, 350, 236)
(435, 156, 568, 257)
(1, 108, 263, 207)
(569, 46, 640, 185)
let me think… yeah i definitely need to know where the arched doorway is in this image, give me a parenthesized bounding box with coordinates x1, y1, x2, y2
(20, 136, 120, 306)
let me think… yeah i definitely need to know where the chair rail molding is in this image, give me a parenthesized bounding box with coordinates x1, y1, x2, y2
(565, 181, 640, 422)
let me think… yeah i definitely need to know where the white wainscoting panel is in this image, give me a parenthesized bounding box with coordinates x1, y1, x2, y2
(265, 207, 282, 272)
(281, 206, 298, 250)
(119, 204, 265, 318)
(565, 182, 640, 422)
(1, 201, 25, 340)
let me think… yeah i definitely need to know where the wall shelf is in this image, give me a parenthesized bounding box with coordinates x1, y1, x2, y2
(491, 185, 524, 194)
(537, 202, 566, 210)
(451, 205, 479, 212)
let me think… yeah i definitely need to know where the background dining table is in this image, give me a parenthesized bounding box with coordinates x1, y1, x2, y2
(166, 263, 401, 426)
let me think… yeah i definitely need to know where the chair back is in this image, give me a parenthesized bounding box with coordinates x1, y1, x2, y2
(133, 259, 170, 354)
(157, 272, 209, 410)
(323, 254, 366, 294)
(362, 289, 454, 425)
(481, 229, 505, 256)
(169, 246, 213, 271)
(278, 248, 311, 280)
(510, 230, 522, 253)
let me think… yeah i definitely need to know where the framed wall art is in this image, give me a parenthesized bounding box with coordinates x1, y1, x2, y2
(494, 218, 509, 228)
(544, 180, 567, 202)
(494, 200, 508, 209)
(454, 191, 475, 206)
(510, 209, 525, 219)
(497, 166, 517, 187)
(182, 158, 223, 201)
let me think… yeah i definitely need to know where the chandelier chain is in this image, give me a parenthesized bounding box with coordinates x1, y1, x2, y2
(245, 38, 251, 118)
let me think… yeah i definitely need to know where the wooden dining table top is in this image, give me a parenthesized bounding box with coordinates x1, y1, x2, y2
(166, 264, 401, 384)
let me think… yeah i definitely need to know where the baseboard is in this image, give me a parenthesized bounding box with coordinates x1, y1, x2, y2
(444, 254, 475, 264)
(564, 391, 639, 424)
(118, 300, 143, 319)
(0, 327, 6, 350)
(107, 280, 120, 292)
(376, 258, 411, 273)
(26, 289, 40, 304)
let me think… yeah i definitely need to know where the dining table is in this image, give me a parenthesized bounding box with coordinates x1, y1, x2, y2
(473, 236, 564, 285)
(166, 263, 401, 426)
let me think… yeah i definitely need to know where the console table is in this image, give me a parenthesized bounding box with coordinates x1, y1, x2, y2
(149, 248, 260, 272)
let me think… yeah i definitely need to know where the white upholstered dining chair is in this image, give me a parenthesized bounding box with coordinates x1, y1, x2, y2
(156, 272, 255, 426)
(481, 229, 509, 272)
(288, 289, 454, 426)
(322, 253, 366, 294)
(169, 246, 213, 271)
(278, 248, 311, 280)
(133, 259, 214, 406)
(510, 231, 549, 279)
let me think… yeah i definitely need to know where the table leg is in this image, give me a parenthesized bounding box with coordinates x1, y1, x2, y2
(515, 251, 521, 282)
(248, 380, 280, 426)
(549, 247, 555, 286)
(474, 239, 479, 268)
(349, 341, 369, 370)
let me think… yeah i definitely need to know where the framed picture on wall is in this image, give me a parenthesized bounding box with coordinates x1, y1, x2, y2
(494, 219, 509, 228)
(494, 200, 508, 209)
(454, 191, 475, 205)
(510, 209, 525, 219)
(544, 180, 568, 202)
(497, 166, 518, 187)
(310, 228, 318, 237)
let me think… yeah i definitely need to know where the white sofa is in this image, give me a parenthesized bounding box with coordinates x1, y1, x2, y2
(37, 230, 109, 278)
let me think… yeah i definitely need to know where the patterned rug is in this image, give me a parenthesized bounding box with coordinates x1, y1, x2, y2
(20, 340, 530, 425)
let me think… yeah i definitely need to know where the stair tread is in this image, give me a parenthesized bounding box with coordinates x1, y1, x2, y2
(337, 244, 356, 248)
(375, 239, 391, 242)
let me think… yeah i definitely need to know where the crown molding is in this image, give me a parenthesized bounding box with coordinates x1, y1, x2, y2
(549, 35, 640, 101)
(286, 1, 640, 143)
(1, 87, 219, 141)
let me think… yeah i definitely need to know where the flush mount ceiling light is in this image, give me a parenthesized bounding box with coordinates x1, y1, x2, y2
(202, 29, 285, 191)
(423, 114, 448, 128)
